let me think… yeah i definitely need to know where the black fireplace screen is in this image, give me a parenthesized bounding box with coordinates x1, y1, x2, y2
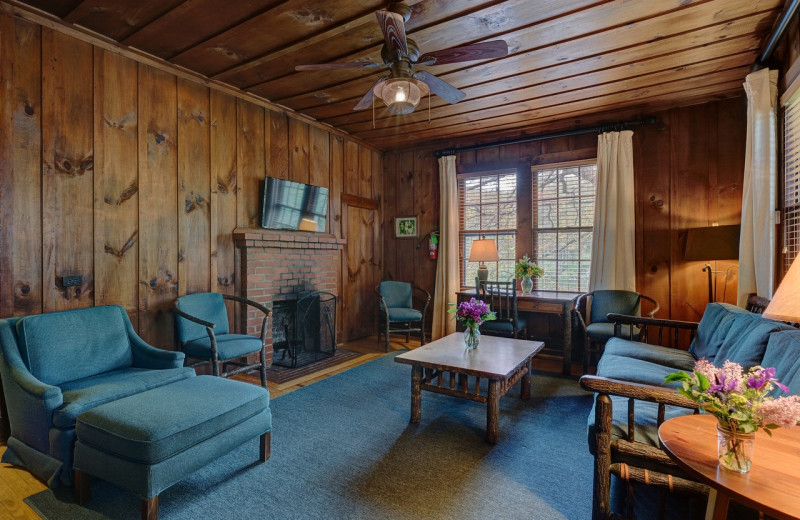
(272, 291, 337, 368)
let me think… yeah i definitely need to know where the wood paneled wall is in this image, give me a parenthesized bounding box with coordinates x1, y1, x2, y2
(384, 97, 746, 324)
(0, 14, 383, 345)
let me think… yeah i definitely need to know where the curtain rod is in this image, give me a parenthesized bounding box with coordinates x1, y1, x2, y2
(755, 0, 800, 69)
(433, 116, 656, 158)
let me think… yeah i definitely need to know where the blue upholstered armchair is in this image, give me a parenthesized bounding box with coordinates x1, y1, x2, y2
(574, 290, 659, 373)
(0, 306, 193, 487)
(174, 293, 271, 387)
(375, 281, 430, 352)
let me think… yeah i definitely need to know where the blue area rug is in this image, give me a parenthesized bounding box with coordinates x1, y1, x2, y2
(24, 353, 594, 519)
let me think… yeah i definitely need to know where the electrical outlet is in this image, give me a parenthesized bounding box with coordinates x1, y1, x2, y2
(61, 276, 82, 287)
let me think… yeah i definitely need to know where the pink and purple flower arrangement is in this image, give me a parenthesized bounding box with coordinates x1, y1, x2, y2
(449, 297, 496, 328)
(664, 359, 800, 434)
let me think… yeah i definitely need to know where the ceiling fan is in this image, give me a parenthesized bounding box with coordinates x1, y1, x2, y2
(295, 3, 509, 115)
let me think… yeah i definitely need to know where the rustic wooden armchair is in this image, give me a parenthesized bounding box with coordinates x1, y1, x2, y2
(573, 290, 660, 373)
(476, 279, 527, 339)
(375, 281, 431, 352)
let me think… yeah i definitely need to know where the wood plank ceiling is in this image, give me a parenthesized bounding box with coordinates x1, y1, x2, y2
(11, 0, 784, 150)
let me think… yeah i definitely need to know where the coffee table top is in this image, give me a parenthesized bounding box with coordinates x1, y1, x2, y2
(659, 414, 800, 520)
(394, 332, 544, 380)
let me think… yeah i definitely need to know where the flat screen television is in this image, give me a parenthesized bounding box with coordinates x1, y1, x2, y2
(260, 176, 329, 232)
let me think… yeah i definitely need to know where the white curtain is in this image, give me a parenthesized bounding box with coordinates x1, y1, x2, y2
(432, 155, 460, 339)
(589, 130, 636, 291)
(738, 68, 778, 306)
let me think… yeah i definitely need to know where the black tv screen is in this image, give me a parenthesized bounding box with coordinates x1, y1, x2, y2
(260, 176, 329, 232)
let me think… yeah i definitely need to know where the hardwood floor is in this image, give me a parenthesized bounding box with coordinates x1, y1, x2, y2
(0, 333, 575, 519)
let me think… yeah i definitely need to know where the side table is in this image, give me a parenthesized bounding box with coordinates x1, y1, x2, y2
(659, 414, 800, 520)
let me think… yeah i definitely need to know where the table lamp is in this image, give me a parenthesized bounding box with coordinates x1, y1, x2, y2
(763, 254, 800, 323)
(469, 239, 499, 282)
(684, 224, 740, 302)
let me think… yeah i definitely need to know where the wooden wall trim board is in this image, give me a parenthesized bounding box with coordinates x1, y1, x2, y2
(0, 0, 381, 154)
(0, 11, 383, 344)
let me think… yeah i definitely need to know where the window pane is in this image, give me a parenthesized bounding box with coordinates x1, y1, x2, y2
(559, 167, 579, 196)
(538, 199, 557, 228)
(558, 261, 581, 291)
(558, 197, 580, 227)
(580, 231, 593, 260)
(537, 231, 558, 260)
(481, 205, 498, 229)
(558, 231, 580, 260)
(464, 205, 481, 230)
(481, 177, 498, 203)
(498, 202, 517, 228)
(580, 197, 594, 227)
(538, 260, 558, 291)
(498, 260, 515, 281)
(497, 234, 515, 259)
(499, 174, 516, 202)
(538, 170, 558, 198)
(464, 178, 481, 205)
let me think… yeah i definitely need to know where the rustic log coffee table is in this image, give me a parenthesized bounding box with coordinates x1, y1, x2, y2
(394, 332, 544, 444)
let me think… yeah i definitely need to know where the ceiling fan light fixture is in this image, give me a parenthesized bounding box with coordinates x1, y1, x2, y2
(374, 78, 428, 115)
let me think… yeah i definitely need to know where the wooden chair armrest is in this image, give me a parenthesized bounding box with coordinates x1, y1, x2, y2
(222, 294, 272, 316)
(580, 375, 700, 409)
(641, 295, 660, 318)
(412, 284, 432, 302)
(173, 305, 216, 329)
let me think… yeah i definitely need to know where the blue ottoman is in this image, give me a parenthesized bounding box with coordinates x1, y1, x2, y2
(72, 375, 271, 519)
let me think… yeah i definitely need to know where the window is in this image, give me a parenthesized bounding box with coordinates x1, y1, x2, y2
(533, 162, 596, 292)
(784, 93, 800, 271)
(458, 170, 517, 286)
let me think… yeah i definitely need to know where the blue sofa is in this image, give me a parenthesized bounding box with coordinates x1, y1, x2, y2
(0, 305, 195, 487)
(580, 303, 800, 519)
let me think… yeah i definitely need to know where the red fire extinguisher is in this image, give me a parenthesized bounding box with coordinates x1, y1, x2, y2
(428, 232, 439, 260)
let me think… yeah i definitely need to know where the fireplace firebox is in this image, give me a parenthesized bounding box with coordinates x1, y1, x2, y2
(272, 291, 337, 368)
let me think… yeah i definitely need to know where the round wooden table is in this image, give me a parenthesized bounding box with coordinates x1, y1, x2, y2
(658, 414, 800, 520)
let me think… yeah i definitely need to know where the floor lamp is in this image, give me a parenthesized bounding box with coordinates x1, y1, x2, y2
(684, 225, 740, 303)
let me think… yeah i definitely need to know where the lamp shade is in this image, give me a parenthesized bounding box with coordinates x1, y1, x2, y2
(468, 239, 499, 262)
(373, 78, 429, 115)
(684, 225, 740, 261)
(763, 254, 800, 322)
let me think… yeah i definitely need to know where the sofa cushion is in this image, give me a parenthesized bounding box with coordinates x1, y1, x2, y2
(602, 338, 697, 371)
(595, 352, 685, 388)
(688, 302, 744, 362)
(75, 376, 270, 465)
(182, 334, 263, 361)
(175, 293, 230, 346)
(590, 290, 641, 324)
(53, 367, 196, 429)
(387, 307, 422, 322)
(761, 329, 800, 397)
(713, 313, 790, 369)
(16, 306, 133, 386)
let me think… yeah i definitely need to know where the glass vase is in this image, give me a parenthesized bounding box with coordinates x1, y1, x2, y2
(717, 424, 755, 473)
(521, 275, 534, 295)
(464, 324, 481, 350)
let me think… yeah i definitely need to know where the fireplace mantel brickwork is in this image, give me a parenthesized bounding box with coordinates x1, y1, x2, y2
(234, 228, 345, 367)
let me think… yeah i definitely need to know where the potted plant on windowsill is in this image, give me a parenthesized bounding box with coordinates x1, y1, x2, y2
(515, 255, 544, 295)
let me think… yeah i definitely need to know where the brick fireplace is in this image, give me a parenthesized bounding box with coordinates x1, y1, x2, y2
(233, 228, 345, 366)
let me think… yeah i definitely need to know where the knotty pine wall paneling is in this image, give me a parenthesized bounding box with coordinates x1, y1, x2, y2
(384, 97, 746, 328)
(0, 16, 42, 317)
(0, 13, 384, 346)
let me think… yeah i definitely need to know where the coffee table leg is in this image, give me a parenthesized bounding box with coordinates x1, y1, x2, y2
(487, 379, 500, 444)
(411, 365, 422, 423)
(521, 358, 532, 400)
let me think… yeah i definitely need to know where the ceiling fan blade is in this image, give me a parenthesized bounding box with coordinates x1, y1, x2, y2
(295, 62, 384, 71)
(413, 70, 465, 105)
(353, 77, 387, 111)
(420, 40, 508, 66)
(375, 9, 408, 58)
